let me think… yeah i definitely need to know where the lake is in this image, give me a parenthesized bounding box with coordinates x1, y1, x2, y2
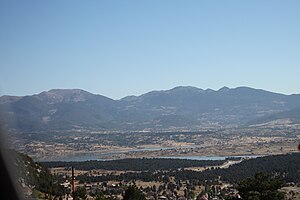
(46, 153, 262, 162)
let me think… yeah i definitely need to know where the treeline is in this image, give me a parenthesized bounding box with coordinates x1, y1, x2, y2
(204, 152, 300, 183)
(172, 153, 300, 183)
(172, 153, 300, 184)
(73, 153, 300, 184)
(41, 158, 225, 171)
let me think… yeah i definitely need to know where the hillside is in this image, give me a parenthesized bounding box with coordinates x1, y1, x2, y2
(202, 153, 300, 183)
(1, 86, 300, 131)
(9, 150, 66, 198)
(247, 106, 300, 126)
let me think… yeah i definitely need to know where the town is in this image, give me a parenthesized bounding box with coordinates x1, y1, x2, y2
(49, 160, 242, 200)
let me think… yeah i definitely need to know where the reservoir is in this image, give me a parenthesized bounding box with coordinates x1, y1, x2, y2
(44, 152, 262, 162)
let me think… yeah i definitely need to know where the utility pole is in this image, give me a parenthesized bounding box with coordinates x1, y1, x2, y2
(72, 166, 75, 200)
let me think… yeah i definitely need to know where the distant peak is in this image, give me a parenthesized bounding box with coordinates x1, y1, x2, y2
(170, 86, 203, 92)
(218, 86, 230, 92)
(37, 89, 93, 103)
(205, 88, 215, 93)
(0, 95, 21, 104)
(46, 89, 91, 94)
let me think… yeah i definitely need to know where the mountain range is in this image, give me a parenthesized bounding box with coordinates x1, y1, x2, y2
(1, 86, 300, 131)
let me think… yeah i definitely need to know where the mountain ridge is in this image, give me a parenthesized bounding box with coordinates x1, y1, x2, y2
(1, 86, 300, 131)
(2, 86, 294, 101)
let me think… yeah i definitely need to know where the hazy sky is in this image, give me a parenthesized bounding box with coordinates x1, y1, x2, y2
(1, 1, 300, 99)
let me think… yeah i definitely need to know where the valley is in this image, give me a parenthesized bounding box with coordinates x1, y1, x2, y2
(10, 122, 300, 162)
(2, 86, 300, 199)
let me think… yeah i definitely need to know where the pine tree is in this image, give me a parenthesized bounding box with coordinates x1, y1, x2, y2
(237, 172, 285, 200)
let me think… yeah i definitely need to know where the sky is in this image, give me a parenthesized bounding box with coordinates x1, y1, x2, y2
(0, 0, 300, 99)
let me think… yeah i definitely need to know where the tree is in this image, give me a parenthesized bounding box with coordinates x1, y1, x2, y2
(123, 185, 146, 200)
(95, 193, 118, 200)
(237, 172, 285, 200)
(188, 190, 196, 199)
(74, 186, 87, 200)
